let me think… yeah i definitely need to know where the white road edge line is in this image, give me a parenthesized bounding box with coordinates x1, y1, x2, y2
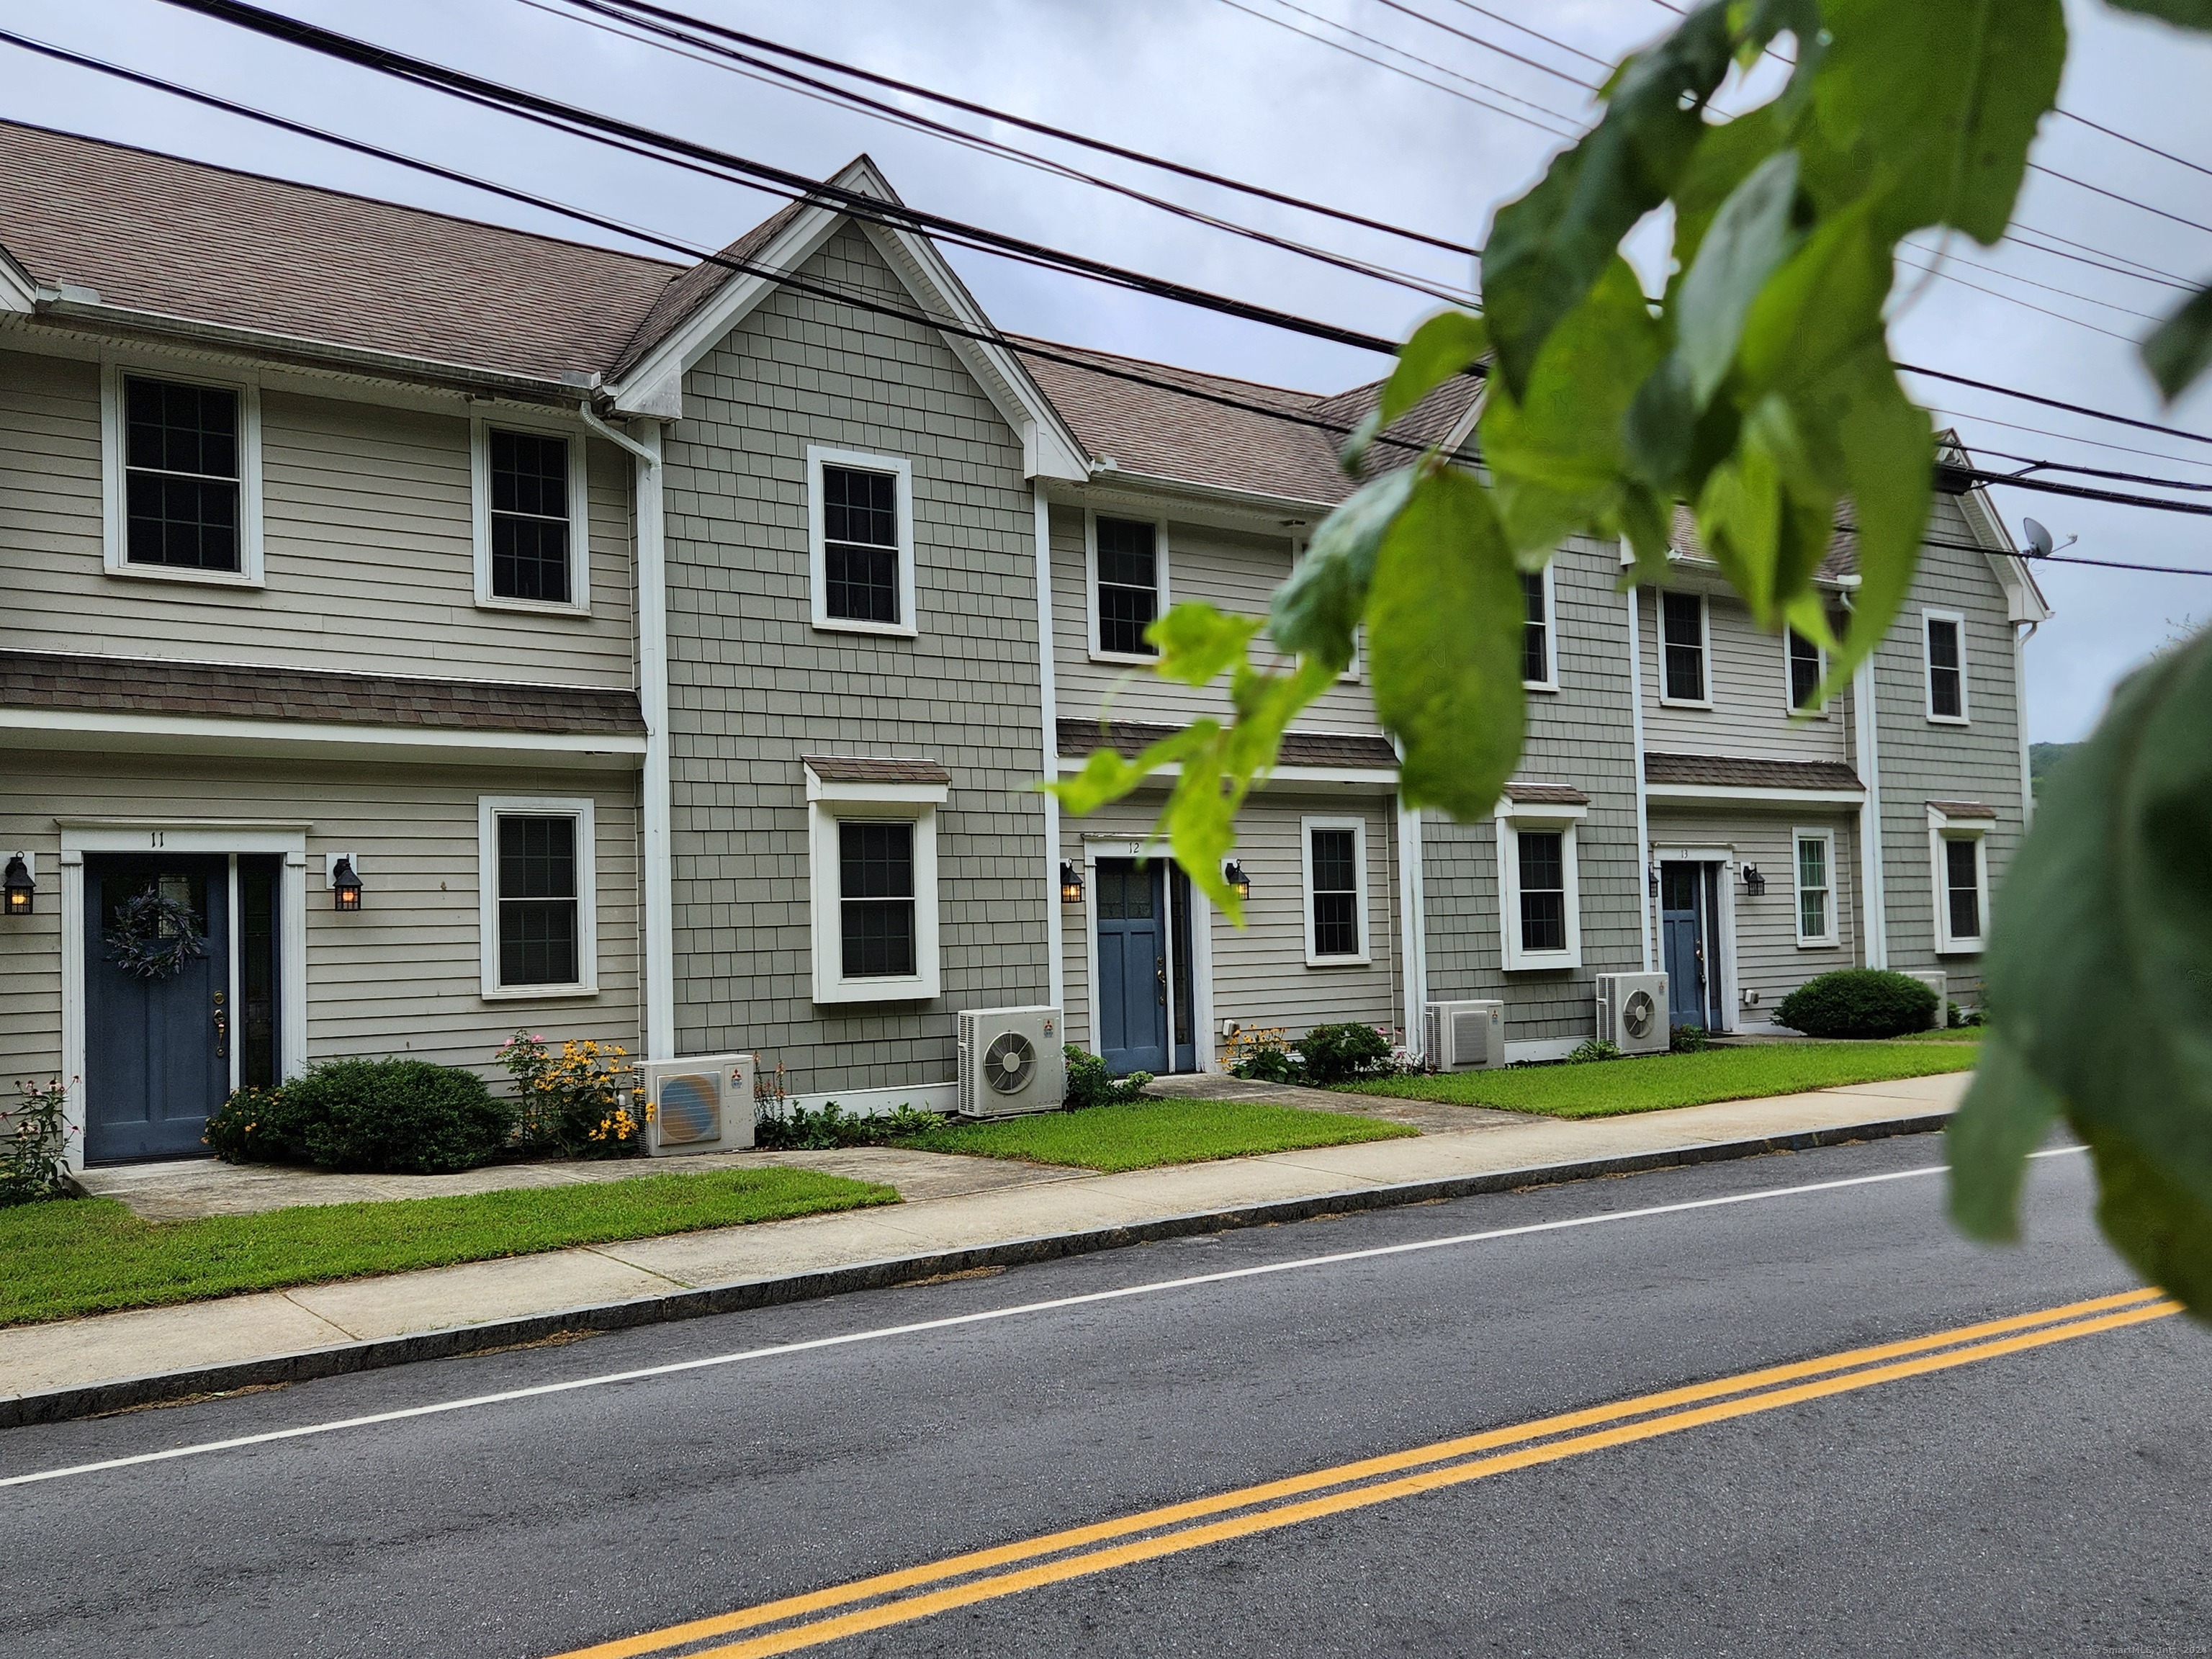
(1, 1146, 2087, 1490)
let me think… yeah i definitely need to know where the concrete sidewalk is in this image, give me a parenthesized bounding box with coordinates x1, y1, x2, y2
(0, 1072, 1968, 1424)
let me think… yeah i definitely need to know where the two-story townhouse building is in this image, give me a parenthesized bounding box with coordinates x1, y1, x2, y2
(0, 120, 2042, 1169)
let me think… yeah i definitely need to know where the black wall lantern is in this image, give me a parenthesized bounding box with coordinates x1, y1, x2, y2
(1223, 859, 1251, 902)
(1741, 863, 1766, 896)
(1058, 860, 1084, 904)
(331, 854, 364, 912)
(3, 853, 32, 917)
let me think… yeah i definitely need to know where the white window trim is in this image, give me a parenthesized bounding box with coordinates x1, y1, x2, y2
(1928, 806, 1991, 955)
(1923, 608, 1970, 724)
(807, 773, 943, 1004)
(478, 796, 600, 999)
(1085, 507, 1171, 665)
(1784, 628, 1829, 717)
(1791, 826, 1839, 947)
(1657, 590, 1712, 709)
(472, 413, 593, 616)
(101, 358, 265, 587)
(1496, 797, 1588, 971)
(807, 444, 917, 638)
(1522, 563, 1559, 693)
(1300, 814, 1372, 966)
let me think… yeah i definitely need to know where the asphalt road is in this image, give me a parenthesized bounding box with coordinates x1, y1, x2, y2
(5, 1133, 2206, 1659)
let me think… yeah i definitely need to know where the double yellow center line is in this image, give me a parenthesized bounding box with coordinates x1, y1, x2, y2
(554, 1287, 2178, 1659)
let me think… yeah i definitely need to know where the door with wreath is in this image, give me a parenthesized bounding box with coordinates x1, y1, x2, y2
(84, 854, 234, 1162)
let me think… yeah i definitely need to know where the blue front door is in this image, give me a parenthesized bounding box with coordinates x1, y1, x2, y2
(1095, 859, 1168, 1076)
(84, 855, 232, 1163)
(1660, 862, 1712, 1033)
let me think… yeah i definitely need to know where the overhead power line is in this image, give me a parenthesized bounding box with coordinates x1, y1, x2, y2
(1973, 450, 2212, 492)
(2002, 228, 2199, 294)
(1853, 525, 2212, 580)
(2027, 161, 2212, 239)
(156, 0, 1406, 357)
(1259, 0, 1585, 124)
(1899, 238, 2167, 323)
(1367, 0, 1602, 89)
(1899, 364, 2212, 450)
(574, 0, 1483, 259)
(526, 0, 1475, 306)
(1439, 0, 1613, 69)
(2056, 107, 2212, 184)
(1925, 404, 2212, 473)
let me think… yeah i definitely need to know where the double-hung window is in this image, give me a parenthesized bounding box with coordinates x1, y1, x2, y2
(104, 366, 263, 582)
(1925, 611, 1968, 721)
(1946, 838, 1982, 942)
(808, 446, 914, 635)
(1787, 629, 1825, 713)
(479, 798, 598, 997)
(1794, 829, 1838, 946)
(1496, 795, 1586, 969)
(1303, 818, 1370, 964)
(1660, 591, 1708, 704)
(1092, 513, 1164, 659)
(839, 822, 917, 979)
(807, 759, 945, 1002)
(1928, 804, 1993, 954)
(474, 420, 588, 611)
(1521, 569, 1554, 689)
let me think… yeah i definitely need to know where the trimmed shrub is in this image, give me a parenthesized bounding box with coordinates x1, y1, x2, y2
(202, 1085, 305, 1165)
(756, 1100, 945, 1149)
(223, 1059, 515, 1174)
(1671, 1025, 1712, 1053)
(1775, 969, 1940, 1040)
(1297, 1022, 1393, 1085)
(1064, 1046, 1152, 1109)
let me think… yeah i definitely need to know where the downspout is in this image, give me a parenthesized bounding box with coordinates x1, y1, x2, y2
(1626, 580, 1654, 972)
(1035, 490, 1065, 1012)
(626, 417, 676, 1061)
(1852, 642, 1887, 970)
(2015, 620, 2039, 827)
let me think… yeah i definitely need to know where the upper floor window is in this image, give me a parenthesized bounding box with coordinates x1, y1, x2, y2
(1925, 611, 1968, 721)
(1091, 513, 1164, 660)
(1521, 569, 1554, 689)
(474, 419, 590, 612)
(478, 796, 599, 998)
(1660, 591, 1708, 705)
(1303, 817, 1370, 964)
(490, 430, 573, 604)
(102, 365, 264, 585)
(807, 445, 914, 637)
(1787, 629, 1825, 712)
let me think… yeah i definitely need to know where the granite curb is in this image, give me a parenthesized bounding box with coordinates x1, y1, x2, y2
(0, 1110, 1951, 1430)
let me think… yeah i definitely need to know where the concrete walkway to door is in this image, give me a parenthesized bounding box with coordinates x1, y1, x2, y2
(0, 1071, 1970, 1424)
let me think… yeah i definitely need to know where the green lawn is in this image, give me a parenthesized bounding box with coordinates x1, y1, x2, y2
(896, 1097, 1415, 1172)
(1342, 1042, 1977, 1120)
(0, 1166, 894, 1328)
(1888, 1026, 1986, 1043)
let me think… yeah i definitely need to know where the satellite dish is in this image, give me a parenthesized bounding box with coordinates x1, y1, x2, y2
(2023, 517, 2054, 557)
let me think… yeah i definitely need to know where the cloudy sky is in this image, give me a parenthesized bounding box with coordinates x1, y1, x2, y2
(9, 0, 2211, 743)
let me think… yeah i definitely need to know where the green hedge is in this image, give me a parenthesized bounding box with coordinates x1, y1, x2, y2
(1775, 969, 1940, 1040)
(204, 1058, 513, 1174)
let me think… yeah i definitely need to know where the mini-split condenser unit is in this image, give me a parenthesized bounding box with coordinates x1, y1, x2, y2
(1424, 999, 1504, 1071)
(957, 1006, 1066, 1118)
(1593, 973, 1669, 1056)
(641, 1053, 756, 1155)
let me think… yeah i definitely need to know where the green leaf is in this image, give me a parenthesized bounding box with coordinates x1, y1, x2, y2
(1341, 310, 1487, 472)
(2143, 280, 2212, 403)
(1678, 149, 1803, 405)
(1480, 0, 1735, 396)
(2080, 1120, 2212, 1313)
(1364, 469, 1525, 819)
(1148, 602, 1263, 688)
(1831, 349, 1933, 673)
(2107, 0, 2212, 27)
(1270, 467, 1418, 670)
(1668, 104, 1789, 283)
(1947, 1029, 2062, 1242)
(1478, 256, 1666, 555)
(1809, 0, 2065, 242)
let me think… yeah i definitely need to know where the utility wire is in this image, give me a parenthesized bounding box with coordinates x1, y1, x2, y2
(1847, 525, 2212, 579)
(1262, 0, 1586, 122)
(2056, 107, 2212, 184)
(1367, 0, 1602, 89)
(1898, 238, 2167, 322)
(1977, 449, 2212, 492)
(577, 0, 1482, 259)
(155, 0, 1408, 356)
(1439, 0, 1613, 69)
(2002, 228, 2199, 294)
(2011, 219, 2200, 288)
(526, 0, 1475, 305)
(1925, 404, 2212, 473)
(1899, 363, 2212, 450)
(1893, 253, 2137, 343)
(1951, 464, 2212, 518)
(2026, 161, 2212, 239)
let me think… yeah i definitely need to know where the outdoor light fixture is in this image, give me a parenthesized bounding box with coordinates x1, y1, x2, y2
(1223, 859, 1251, 902)
(2, 853, 31, 917)
(1742, 864, 1766, 896)
(1647, 867, 1660, 899)
(1058, 860, 1084, 904)
(331, 855, 364, 912)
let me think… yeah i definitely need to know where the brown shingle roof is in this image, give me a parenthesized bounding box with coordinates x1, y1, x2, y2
(1928, 799, 1998, 817)
(0, 120, 680, 385)
(606, 197, 812, 380)
(1057, 719, 1397, 771)
(803, 756, 953, 784)
(1645, 752, 1863, 791)
(1502, 781, 1590, 805)
(0, 651, 644, 734)
(1668, 503, 1861, 583)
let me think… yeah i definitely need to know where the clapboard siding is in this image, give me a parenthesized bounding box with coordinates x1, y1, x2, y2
(0, 348, 637, 688)
(1640, 585, 1853, 763)
(0, 751, 642, 1088)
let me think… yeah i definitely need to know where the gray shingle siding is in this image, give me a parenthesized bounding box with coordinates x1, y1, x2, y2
(660, 223, 1049, 1094)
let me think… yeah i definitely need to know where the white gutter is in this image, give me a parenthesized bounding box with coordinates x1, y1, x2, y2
(582, 403, 657, 464)
(633, 419, 676, 1061)
(1035, 490, 1065, 1010)
(1627, 579, 1654, 972)
(1852, 648, 1888, 969)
